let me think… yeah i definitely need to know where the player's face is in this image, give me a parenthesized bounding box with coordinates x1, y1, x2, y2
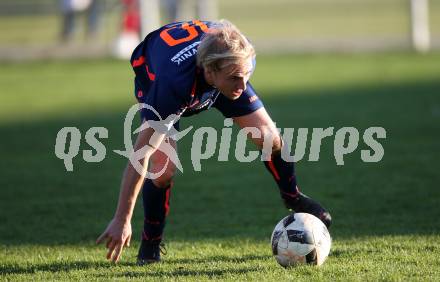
(206, 58, 254, 100)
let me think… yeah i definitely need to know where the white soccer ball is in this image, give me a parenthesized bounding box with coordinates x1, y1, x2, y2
(271, 213, 331, 267)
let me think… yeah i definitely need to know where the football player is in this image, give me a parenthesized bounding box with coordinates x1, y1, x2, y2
(96, 20, 331, 265)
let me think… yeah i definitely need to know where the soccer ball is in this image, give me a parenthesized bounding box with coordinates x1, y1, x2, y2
(271, 213, 331, 267)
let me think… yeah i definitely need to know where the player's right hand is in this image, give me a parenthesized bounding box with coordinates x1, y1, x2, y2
(96, 218, 132, 263)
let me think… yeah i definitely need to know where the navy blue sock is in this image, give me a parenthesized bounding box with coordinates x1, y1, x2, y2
(263, 151, 300, 206)
(141, 179, 172, 242)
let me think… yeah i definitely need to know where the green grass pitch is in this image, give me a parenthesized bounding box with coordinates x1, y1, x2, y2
(0, 52, 440, 280)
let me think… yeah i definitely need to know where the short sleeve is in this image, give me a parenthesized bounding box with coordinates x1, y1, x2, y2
(213, 82, 264, 118)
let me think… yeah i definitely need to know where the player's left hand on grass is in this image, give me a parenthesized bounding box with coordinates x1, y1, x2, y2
(96, 218, 132, 263)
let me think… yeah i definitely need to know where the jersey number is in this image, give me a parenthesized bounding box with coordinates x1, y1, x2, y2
(160, 20, 208, 47)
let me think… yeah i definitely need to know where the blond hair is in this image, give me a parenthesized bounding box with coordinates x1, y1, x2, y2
(196, 20, 255, 72)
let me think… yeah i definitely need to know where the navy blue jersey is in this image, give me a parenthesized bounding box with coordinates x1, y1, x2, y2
(130, 20, 263, 124)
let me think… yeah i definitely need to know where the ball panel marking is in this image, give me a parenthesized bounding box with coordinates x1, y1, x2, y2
(286, 229, 315, 244)
(271, 230, 283, 255)
(283, 214, 296, 227)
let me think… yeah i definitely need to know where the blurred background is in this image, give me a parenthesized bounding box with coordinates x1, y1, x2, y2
(0, 0, 439, 60)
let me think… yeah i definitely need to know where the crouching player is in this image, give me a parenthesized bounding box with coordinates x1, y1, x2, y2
(96, 20, 332, 264)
